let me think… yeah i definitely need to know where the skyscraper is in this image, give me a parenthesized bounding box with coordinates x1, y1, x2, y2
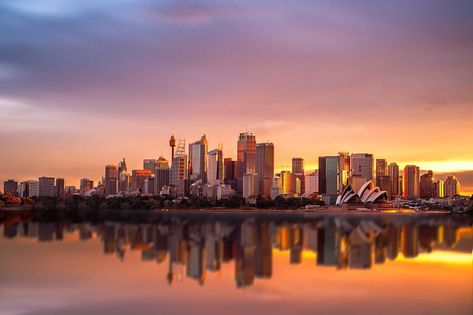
(189, 134, 208, 183)
(435, 180, 445, 198)
(291, 158, 304, 175)
(388, 162, 400, 197)
(171, 155, 188, 188)
(375, 159, 388, 177)
(117, 158, 127, 174)
(38, 176, 55, 197)
(318, 156, 339, 195)
(28, 180, 39, 197)
(350, 153, 374, 181)
(55, 178, 65, 197)
(444, 176, 460, 198)
(80, 178, 94, 195)
(131, 169, 152, 192)
(280, 171, 295, 195)
(118, 170, 130, 193)
(292, 157, 304, 195)
(208, 147, 223, 185)
(155, 156, 170, 195)
(143, 159, 157, 173)
(256, 143, 275, 197)
(338, 152, 350, 190)
(304, 170, 319, 197)
(243, 172, 259, 199)
(105, 165, 118, 195)
(420, 170, 435, 199)
(237, 132, 256, 193)
(224, 158, 238, 190)
(18, 181, 29, 197)
(403, 165, 420, 199)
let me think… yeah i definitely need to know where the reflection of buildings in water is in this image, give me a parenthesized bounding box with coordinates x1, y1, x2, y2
(0, 216, 468, 289)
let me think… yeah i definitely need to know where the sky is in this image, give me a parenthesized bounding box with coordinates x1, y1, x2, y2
(0, 0, 472, 193)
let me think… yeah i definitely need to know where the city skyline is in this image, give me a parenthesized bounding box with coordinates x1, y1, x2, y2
(1, 0, 472, 194)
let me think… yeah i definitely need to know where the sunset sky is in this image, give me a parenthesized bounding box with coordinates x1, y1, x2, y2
(1, 0, 472, 193)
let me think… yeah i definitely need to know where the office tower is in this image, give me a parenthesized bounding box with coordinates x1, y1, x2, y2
(18, 181, 29, 197)
(208, 147, 223, 185)
(435, 180, 445, 198)
(117, 158, 127, 174)
(80, 178, 94, 194)
(420, 170, 435, 199)
(118, 170, 130, 193)
(256, 143, 275, 197)
(144, 176, 155, 194)
(280, 171, 295, 195)
(143, 159, 157, 173)
(189, 134, 208, 183)
(171, 154, 188, 187)
(28, 180, 39, 197)
(292, 157, 305, 195)
(243, 172, 259, 199)
(388, 162, 400, 197)
(169, 135, 176, 161)
(350, 153, 374, 181)
(318, 156, 339, 195)
(270, 176, 282, 200)
(105, 165, 118, 195)
(377, 176, 392, 199)
(131, 169, 152, 192)
(444, 176, 460, 198)
(376, 159, 388, 177)
(38, 176, 55, 197)
(55, 178, 65, 197)
(403, 165, 420, 199)
(237, 132, 256, 193)
(304, 170, 319, 197)
(155, 156, 170, 195)
(224, 158, 238, 190)
(3, 179, 18, 195)
(292, 158, 304, 174)
(338, 152, 350, 190)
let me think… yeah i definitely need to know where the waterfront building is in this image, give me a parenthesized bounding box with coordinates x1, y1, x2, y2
(318, 156, 339, 195)
(18, 181, 29, 197)
(171, 155, 188, 187)
(376, 176, 392, 199)
(224, 158, 238, 190)
(189, 134, 208, 183)
(338, 152, 350, 190)
(237, 132, 256, 193)
(292, 158, 304, 175)
(292, 157, 305, 195)
(143, 159, 157, 173)
(388, 162, 400, 197)
(144, 176, 155, 195)
(350, 153, 374, 181)
(243, 172, 259, 199)
(444, 176, 460, 198)
(420, 171, 435, 199)
(3, 179, 18, 195)
(55, 178, 65, 197)
(304, 171, 319, 197)
(403, 165, 420, 199)
(105, 165, 118, 195)
(270, 176, 282, 200)
(117, 158, 127, 174)
(155, 157, 170, 195)
(280, 171, 295, 195)
(38, 176, 55, 197)
(119, 170, 130, 193)
(376, 159, 388, 177)
(80, 178, 94, 195)
(28, 180, 39, 197)
(434, 180, 445, 198)
(131, 169, 152, 192)
(208, 147, 223, 185)
(256, 143, 275, 197)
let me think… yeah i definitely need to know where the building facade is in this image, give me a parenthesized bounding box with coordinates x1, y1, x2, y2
(403, 165, 420, 199)
(256, 143, 275, 197)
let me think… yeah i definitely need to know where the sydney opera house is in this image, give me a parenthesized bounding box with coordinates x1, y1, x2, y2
(336, 180, 388, 206)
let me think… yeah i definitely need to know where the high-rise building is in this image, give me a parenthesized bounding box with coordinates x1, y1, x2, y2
(237, 132, 256, 193)
(420, 170, 435, 199)
(171, 155, 188, 187)
(189, 134, 208, 183)
(3, 179, 18, 195)
(144, 176, 155, 195)
(28, 180, 39, 197)
(224, 158, 238, 190)
(435, 180, 445, 198)
(243, 172, 259, 199)
(388, 163, 400, 197)
(256, 143, 275, 197)
(118, 170, 130, 193)
(143, 159, 157, 173)
(80, 178, 94, 194)
(38, 176, 55, 197)
(350, 153, 374, 181)
(18, 181, 29, 197)
(155, 156, 170, 195)
(280, 171, 295, 195)
(304, 171, 319, 197)
(403, 165, 420, 199)
(338, 152, 350, 191)
(292, 158, 304, 175)
(444, 176, 460, 198)
(117, 158, 127, 174)
(105, 165, 118, 195)
(377, 176, 392, 199)
(55, 178, 65, 197)
(292, 157, 304, 195)
(208, 147, 223, 185)
(376, 159, 388, 177)
(318, 156, 339, 195)
(131, 170, 152, 192)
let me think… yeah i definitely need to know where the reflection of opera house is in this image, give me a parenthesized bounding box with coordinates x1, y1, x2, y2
(336, 180, 388, 206)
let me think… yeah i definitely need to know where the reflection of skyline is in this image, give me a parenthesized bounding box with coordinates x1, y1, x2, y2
(1, 217, 470, 288)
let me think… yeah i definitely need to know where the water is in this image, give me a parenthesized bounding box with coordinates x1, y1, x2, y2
(0, 212, 471, 315)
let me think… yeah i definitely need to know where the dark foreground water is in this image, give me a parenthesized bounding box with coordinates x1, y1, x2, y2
(0, 212, 472, 315)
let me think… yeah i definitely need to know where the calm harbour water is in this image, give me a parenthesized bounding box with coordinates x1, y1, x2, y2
(0, 212, 472, 315)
